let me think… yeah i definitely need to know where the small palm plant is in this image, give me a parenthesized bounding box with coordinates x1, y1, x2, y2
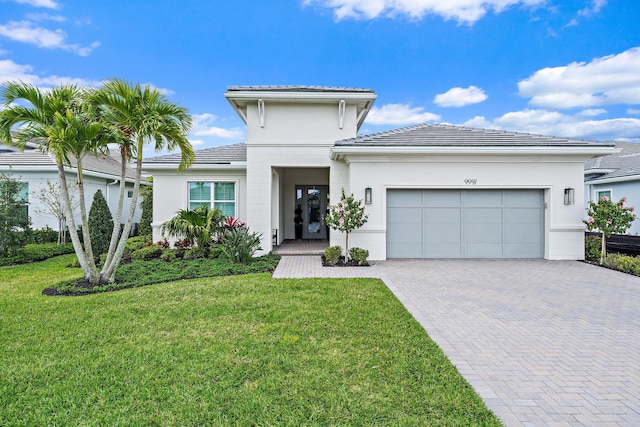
(160, 206, 225, 249)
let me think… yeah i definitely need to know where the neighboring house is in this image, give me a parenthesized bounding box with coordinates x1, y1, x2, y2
(585, 141, 640, 235)
(0, 145, 143, 231)
(143, 86, 615, 260)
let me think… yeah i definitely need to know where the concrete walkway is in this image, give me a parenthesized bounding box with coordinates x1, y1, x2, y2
(273, 257, 640, 426)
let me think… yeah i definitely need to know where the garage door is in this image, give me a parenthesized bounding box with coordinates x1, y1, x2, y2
(387, 189, 544, 258)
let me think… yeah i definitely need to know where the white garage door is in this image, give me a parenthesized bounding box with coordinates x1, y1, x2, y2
(387, 189, 544, 258)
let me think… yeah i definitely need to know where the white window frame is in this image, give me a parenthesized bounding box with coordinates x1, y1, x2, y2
(187, 181, 237, 217)
(595, 189, 612, 200)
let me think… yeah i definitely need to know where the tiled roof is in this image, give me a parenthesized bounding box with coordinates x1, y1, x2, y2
(585, 141, 640, 181)
(0, 147, 137, 179)
(226, 85, 374, 93)
(336, 123, 615, 147)
(144, 143, 247, 164)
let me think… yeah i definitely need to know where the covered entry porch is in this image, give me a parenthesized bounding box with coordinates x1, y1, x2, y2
(271, 166, 330, 245)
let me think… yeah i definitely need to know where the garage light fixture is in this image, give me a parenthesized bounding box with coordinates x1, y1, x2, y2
(564, 187, 575, 205)
(365, 187, 372, 204)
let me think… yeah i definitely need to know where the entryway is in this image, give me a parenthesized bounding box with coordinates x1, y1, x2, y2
(295, 185, 329, 240)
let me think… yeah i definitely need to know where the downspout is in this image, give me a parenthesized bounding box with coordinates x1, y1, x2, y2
(106, 179, 119, 220)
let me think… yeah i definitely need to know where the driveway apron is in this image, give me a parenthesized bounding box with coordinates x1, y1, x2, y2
(274, 257, 640, 426)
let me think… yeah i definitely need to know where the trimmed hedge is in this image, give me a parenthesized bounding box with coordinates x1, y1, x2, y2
(0, 243, 75, 266)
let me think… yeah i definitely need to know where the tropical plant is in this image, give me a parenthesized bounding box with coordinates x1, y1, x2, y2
(160, 206, 225, 249)
(88, 189, 114, 259)
(324, 189, 368, 261)
(219, 227, 262, 264)
(348, 247, 369, 265)
(91, 78, 194, 283)
(0, 82, 112, 283)
(584, 196, 636, 263)
(0, 172, 32, 256)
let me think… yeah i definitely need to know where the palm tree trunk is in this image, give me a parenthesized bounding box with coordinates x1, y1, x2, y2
(57, 163, 90, 277)
(101, 150, 127, 274)
(75, 159, 99, 283)
(102, 148, 143, 282)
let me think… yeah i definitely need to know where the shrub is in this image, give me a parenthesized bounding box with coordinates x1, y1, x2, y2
(125, 236, 151, 253)
(0, 243, 74, 266)
(349, 247, 369, 265)
(585, 235, 602, 263)
(160, 249, 177, 262)
(208, 244, 223, 259)
(0, 172, 32, 256)
(32, 226, 59, 244)
(131, 245, 163, 261)
(324, 246, 343, 266)
(139, 178, 153, 236)
(88, 190, 114, 258)
(183, 247, 207, 260)
(603, 253, 640, 276)
(174, 238, 193, 249)
(219, 227, 262, 264)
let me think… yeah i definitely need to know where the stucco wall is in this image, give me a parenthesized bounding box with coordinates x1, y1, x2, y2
(5, 169, 140, 231)
(150, 168, 247, 243)
(586, 179, 640, 235)
(340, 154, 589, 260)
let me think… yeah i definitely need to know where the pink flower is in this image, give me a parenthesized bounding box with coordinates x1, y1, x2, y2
(632, 207, 635, 212)
(339, 218, 344, 225)
(587, 217, 594, 223)
(602, 196, 609, 202)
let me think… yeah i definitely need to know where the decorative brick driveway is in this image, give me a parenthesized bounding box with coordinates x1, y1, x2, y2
(274, 257, 640, 426)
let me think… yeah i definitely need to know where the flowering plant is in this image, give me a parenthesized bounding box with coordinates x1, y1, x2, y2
(584, 196, 635, 263)
(325, 189, 368, 261)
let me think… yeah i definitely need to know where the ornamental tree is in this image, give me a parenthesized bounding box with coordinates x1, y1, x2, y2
(584, 196, 636, 264)
(325, 189, 368, 261)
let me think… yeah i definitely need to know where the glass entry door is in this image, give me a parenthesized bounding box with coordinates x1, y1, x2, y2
(295, 185, 328, 240)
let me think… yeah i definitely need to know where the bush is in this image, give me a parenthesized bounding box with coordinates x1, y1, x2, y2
(88, 190, 114, 258)
(324, 246, 343, 266)
(125, 236, 151, 253)
(219, 227, 262, 264)
(160, 249, 177, 262)
(131, 245, 163, 261)
(32, 226, 59, 244)
(0, 243, 74, 266)
(585, 235, 602, 263)
(208, 244, 223, 259)
(183, 247, 207, 260)
(603, 253, 640, 276)
(348, 247, 369, 265)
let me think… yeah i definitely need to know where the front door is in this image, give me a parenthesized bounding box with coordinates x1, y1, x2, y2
(295, 185, 328, 240)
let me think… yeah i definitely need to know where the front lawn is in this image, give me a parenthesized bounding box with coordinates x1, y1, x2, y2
(0, 255, 501, 426)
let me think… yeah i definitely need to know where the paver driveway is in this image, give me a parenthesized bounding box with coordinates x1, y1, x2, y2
(274, 257, 640, 426)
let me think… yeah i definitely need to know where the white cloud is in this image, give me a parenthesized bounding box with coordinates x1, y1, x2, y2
(579, 0, 607, 17)
(434, 85, 487, 107)
(578, 108, 607, 117)
(518, 47, 640, 109)
(191, 113, 244, 139)
(463, 108, 640, 141)
(304, 0, 545, 24)
(0, 20, 100, 56)
(365, 103, 440, 125)
(628, 109, 640, 115)
(0, 58, 100, 87)
(188, 139, 206, 146)
(10, 0, 59, 8)
(25, 12, 66, 22)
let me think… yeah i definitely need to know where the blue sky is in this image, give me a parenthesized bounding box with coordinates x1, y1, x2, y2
(1, 0, 639, 155)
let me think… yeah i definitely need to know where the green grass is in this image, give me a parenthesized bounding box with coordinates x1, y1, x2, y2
(0, 255, 501, 426)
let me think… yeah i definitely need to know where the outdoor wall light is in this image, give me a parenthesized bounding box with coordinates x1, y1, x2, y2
(365, 187, 372, 204)
(564, 187, 575, 205)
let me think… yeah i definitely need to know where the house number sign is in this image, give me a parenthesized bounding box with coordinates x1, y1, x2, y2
(464, 178, 478, 185)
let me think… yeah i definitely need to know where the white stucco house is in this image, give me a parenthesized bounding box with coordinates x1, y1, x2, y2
(0, 145, 143, 231)
(143, 86, 616, 260)
(584, 141, 640, 235)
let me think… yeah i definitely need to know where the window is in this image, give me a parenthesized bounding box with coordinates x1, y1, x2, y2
(17, 182, 29, 217)
(127, 190, 133, 198)
(188, 181, 236, 217)
(596, 190, 612, 200)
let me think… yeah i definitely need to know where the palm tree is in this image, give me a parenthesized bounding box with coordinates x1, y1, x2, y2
(92, 79, 194, 282)
(160, 206, 225, 249)
(0, 82, 110, 283)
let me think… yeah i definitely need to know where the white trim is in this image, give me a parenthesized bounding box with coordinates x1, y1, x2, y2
(595, 188, 613, 200)
(142, 162, 247, 171)
(586, 174, 640, 185)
